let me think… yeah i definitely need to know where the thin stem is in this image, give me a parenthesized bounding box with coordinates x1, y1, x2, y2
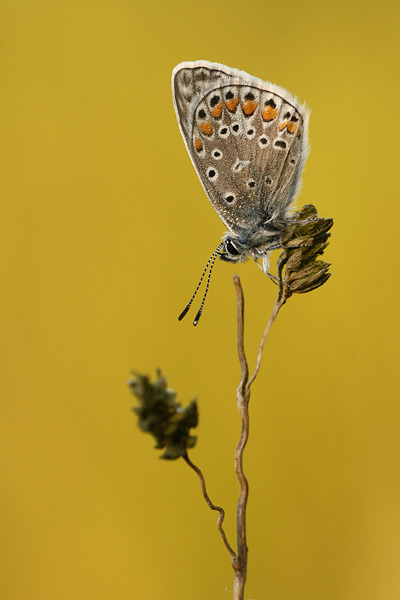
(233, 276, 250, 598)
(183, 453, 237, 563)
(234, 275, 249, 396)
(246, 292, 286, 392)
(233, 400, 249, 594)
(234, 404, 249, 559)
(231, 275, 288, 599)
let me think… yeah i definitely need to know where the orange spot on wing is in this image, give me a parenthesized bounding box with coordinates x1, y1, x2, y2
(241, 100, 258, 116)
(199, 121, 213, 136)
(262, 106, 278, 121)
(280, 121, 298, 134)
(211, 102, 223, 119)
(297, 128, 302, 137)
(225, 98, 239, 112)
(194, 137, 203, 151)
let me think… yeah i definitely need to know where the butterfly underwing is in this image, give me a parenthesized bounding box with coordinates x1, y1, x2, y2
(172, 61, 311, 323)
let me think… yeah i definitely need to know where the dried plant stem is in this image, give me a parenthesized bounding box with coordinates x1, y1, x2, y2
(232, 275, 249, 598)
(246, 290, 287, 391)
(183, 453, 237, 563)
(182, 276, 287, 600)
(232, 274, 288, 600)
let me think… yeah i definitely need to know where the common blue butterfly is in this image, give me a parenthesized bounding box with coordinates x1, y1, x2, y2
(172, 61, 310, 323)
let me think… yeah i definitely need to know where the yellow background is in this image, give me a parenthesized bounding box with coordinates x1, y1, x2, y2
(1, 1, 399, 598)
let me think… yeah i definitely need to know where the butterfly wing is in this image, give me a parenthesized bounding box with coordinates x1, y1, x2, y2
(172, 61, 310, 234)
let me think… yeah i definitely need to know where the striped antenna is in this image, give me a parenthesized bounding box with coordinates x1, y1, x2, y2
(178, 243, 223, 324)
(192, 247, 221, 326)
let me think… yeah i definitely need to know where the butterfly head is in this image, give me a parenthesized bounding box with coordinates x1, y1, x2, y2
(219, 226, 283, 265)
(178, 228, 283, 325)
(219, 236, 251, 264)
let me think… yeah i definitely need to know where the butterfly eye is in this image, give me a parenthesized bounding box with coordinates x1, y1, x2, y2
(226, 239, 240, 256)
(224, 194, 236, 204)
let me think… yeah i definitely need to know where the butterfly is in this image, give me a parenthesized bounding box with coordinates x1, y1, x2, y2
(172, 61, 310, 324)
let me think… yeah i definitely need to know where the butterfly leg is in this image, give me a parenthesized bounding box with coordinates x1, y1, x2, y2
(253, 255, 280, 284)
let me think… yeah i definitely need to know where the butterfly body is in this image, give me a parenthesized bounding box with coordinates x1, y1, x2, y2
(172, 61, 310, 273)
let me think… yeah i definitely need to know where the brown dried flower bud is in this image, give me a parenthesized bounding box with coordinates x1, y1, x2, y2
(128, 370, 198, 459)
(277, 204, 333, 298)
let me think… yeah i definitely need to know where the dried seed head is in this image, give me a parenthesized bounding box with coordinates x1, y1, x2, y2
(278, 204, 333, 299)
(128, 370, 198, 459)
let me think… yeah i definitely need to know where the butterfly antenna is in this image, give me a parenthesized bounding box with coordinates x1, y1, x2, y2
(178, 243, 223, 322)
(193, 245, 222, 326)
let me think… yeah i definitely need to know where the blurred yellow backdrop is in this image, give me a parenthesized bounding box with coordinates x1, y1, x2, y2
(1, 0, 399, 598)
